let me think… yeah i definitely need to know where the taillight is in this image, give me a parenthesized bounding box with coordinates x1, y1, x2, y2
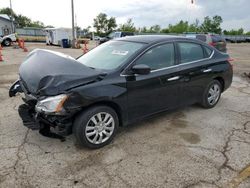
(228, 57, 234, 68)
(209, 42, 216, 47)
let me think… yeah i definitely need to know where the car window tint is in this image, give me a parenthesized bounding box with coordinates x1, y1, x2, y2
(204, 46, 213, 57)
(196, 35, 206, 42)
(178, 42, 204, 64)
(135, 43, 175, 70)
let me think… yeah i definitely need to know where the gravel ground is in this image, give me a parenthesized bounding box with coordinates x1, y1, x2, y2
(0, 42, 250, 188)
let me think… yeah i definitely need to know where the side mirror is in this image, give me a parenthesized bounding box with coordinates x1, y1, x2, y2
(131, 64, 151, 75)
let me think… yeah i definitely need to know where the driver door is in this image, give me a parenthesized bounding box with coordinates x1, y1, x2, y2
(126, 43, 182, 122)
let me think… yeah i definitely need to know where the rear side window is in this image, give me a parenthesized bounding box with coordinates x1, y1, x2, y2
(178, 42, 204, 64)
(135, 43, 175, 70)
(196, 35, 206, 42)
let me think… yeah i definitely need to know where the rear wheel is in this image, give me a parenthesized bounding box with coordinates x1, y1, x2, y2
(73, 106, 118, 149)
(201, 80, 222, 108)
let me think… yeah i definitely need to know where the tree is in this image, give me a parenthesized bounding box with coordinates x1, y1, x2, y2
(246, 31, 250, 35)
(107, 17, 117, 34)
(30, 21, 44, 28)
(82, 26, 91, 34)
(200, 15, 223, 34)
(0, 7, 45, 28)
(15, 15, 32, 27)
(223, 28, 244, 35)
(188, 19, 200, 32)
(119, 18, 136, 32)
(149, 25, 161, 33)
(168, 20, 189, 33)
(0, 7, 16, 19)
(161, 28, 170, 33)
(93, 13, 117, 36)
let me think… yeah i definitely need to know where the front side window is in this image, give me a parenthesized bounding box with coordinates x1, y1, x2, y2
(77, 41, 144, 70)
(135, 43, 175, 70)
(178, 42, 204, 64)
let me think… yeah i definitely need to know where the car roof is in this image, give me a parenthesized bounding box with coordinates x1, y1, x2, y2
(115, 35, 191, 44)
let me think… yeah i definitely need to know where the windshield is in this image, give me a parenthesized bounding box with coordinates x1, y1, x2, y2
(77, 41, 145, 70)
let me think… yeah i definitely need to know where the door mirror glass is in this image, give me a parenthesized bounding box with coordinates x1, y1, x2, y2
(132, 64, 151, 75)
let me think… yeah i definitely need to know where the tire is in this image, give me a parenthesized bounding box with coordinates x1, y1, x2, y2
(3, 38, 11, 46)
(200, 80, 222, 108)
(73, 105, 118, 149)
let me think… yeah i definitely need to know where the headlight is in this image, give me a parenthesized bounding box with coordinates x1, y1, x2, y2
(35, 94, 68, 114)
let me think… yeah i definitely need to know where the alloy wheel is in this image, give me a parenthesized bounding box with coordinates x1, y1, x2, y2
(207, 83, 221, 105)
(85, 112, 115, 144)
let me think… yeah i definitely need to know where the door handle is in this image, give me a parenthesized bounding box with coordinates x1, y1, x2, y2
(167, 76, 180, 81)
(203, 68, 212, 73)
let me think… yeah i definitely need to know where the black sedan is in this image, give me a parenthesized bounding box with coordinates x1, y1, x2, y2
(9, 35, 233, 148)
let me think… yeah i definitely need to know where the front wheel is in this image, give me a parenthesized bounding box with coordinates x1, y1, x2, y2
(73, 106, 118, 149)
(3, 39, 11, 46)
(200, 80, 222, 108)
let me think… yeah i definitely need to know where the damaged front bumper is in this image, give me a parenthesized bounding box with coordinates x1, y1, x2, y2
(17, 103, 73, 136)
(10, 79, 74, 138)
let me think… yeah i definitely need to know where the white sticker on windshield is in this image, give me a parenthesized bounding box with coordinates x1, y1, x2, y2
(112, 50, 129, 56)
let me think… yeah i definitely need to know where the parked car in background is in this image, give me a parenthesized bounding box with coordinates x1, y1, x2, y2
(9, 35, 233, 149)
(0, 33, 17, 46)
(99, 31, 134, 44)
(224, 35, 250, 43)
(185, 33, 227, 53)
(93, 36, 102, 41)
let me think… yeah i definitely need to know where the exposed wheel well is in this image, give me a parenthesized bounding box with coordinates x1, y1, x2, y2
(214, 77, 225, 92)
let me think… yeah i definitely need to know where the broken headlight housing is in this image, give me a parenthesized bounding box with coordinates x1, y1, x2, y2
(35, 94, 68, 114)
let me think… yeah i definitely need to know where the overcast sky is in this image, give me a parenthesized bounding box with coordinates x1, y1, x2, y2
(1, 0, 250, 31)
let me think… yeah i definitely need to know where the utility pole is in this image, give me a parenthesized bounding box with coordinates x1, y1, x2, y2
(71, 0, 76, 48)
(9, 0, 15, 33)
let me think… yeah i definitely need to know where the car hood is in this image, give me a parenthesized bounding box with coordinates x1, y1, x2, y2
(19, 49, 104, 96)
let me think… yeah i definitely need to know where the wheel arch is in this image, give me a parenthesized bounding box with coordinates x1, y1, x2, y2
(76, 101, 124, 127)
(2, 38, 12, 46)
(213, 76, 225, 92)
(4, 37, 11, 42)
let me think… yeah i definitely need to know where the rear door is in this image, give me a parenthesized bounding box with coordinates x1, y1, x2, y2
(176, 42, 215, 105)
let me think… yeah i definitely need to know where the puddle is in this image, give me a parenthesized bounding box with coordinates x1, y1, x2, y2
(170, 119, 188, 128)
(179, 133, 201, 144)
(169, 111, 188, 128)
